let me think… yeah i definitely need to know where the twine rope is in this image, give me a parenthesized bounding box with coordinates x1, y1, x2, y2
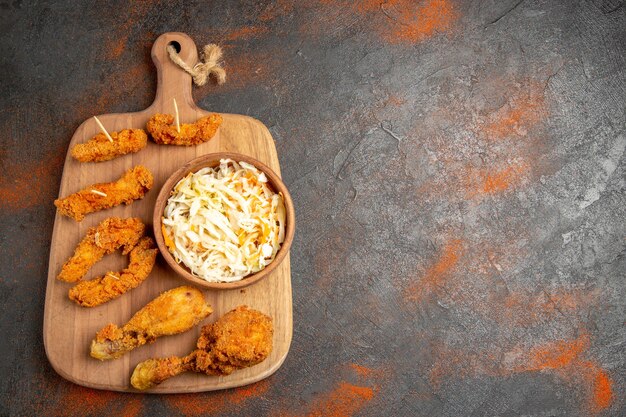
(167, 43, 226, 86)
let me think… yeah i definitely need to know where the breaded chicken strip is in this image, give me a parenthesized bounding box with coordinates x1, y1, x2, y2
(68, 237, 157, 307)
(71, 129, 148, 162)
(90, 286, 212, 360)
(146, 113, 222, 146)
(131, 306, 273, 390)
(57, 217, 145, 283)
(54, 165, 153, 221)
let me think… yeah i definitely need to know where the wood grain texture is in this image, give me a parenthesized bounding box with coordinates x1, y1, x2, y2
(43, 32, 292, 393)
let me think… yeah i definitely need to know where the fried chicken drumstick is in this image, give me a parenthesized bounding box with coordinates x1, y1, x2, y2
(57, 217, 145, 283)
(54, 165, 153, 221)
(131, 306, 273, 390)
(71, 128, 148, 162)
(69, 236, 158, 307)
(90, 286, 212, 360)
(146, 113, 222, 146)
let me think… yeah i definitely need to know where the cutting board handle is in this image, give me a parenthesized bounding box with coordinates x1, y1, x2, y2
(149, 32, 199, 113)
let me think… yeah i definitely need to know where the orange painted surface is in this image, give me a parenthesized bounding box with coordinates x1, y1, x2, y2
(279, 382, 375, 417)
(223, 26, 269, 42)
(404, 239, 463, 301)
(592, 367, 614, 411)
(259, 0, 294, 21)
(275, 363, 385, 417)
(349, 363, 375, 378)
(483, 91, 545, 139)
(463, 162, 529, 196)
(383, 0, 457, 43)
(302, 0, 457, 43)
(430, 333, 614, 413)
(165, 380, 270, 416)
(0, 153, 64, 210)
(523, 334, 590, 371)
(43, 385, 143, 417)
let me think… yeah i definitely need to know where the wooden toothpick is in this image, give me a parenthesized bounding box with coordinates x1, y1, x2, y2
(93, 116, 113, 142)
(173, 98, 180, 133)
(90, 189, 107, 197)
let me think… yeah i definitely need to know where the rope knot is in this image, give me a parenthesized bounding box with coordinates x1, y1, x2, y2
(167, 43, 226, 86)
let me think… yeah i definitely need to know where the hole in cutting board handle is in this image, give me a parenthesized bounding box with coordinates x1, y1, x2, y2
(169, 41, 181, 53)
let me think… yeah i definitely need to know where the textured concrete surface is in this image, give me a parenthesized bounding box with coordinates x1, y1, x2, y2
(1, 1, 625, 416)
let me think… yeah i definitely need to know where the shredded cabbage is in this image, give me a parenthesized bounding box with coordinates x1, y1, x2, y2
(162, 159, 286, 282)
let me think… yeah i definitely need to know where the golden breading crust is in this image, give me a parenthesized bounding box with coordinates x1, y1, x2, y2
(146, 113, 222, 146)
(57, 217, 145, 283)
(68, 237, 158, 307)
(188, 306, 274, 375)
(130, 356, 185, 390)
(90, 286, 212, 360)
(54, 165, 153, 221)
(130, 306, 273, 390)
(71, 129, 148, 162)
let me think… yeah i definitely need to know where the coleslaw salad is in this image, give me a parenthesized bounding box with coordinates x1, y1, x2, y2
(162, 159, 286, 282)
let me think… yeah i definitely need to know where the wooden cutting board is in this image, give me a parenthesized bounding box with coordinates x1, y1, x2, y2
(43, 32, 292, 393)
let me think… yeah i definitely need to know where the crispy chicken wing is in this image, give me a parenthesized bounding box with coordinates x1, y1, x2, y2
(90, 286, 212, 360)
(146, 113, 222, 146)
(130, 356, 186, 390)
(57, 217, 145, 283)
(54, 165, 153, 221)
(71, 129, 148, 162)
(68, 237, 158, 307)
(130, 306, 272, 390)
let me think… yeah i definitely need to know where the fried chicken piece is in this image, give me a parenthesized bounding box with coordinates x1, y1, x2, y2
(54, 165, 153, 221)
(68, 237, 158, 307)
(146, 113, 222, 146)
(130, 356, 186, 390)
(57, 217, 145, 283)
(71, 129, 148, 162)
(90, 286, 212, 360)
(131, 306, 273, 390)
(188, 306, 273, 375)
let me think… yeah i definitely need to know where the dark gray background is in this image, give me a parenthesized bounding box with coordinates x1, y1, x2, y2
(1, 0, 624, 416)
